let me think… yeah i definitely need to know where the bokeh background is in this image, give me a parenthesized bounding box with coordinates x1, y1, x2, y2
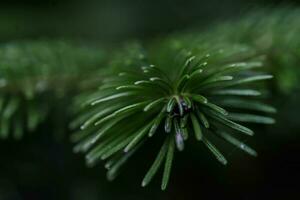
(1, 0, 300, 199)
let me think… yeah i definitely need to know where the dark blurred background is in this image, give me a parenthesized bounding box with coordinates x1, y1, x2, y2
(1, 0, 298, 43)
(1, 0, 300, 199)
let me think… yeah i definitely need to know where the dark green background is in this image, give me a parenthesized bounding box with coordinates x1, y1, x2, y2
(0, 0, 300, 199)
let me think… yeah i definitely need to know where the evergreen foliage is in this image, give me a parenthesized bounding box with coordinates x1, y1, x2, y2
(0, 40, 104, 139)
(71, 37, 275, 189)
(2, 7, 300, 191)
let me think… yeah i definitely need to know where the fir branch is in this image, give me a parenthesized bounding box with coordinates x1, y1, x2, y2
(71, 35, 275, 190)
(0, 40, 104, 139)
